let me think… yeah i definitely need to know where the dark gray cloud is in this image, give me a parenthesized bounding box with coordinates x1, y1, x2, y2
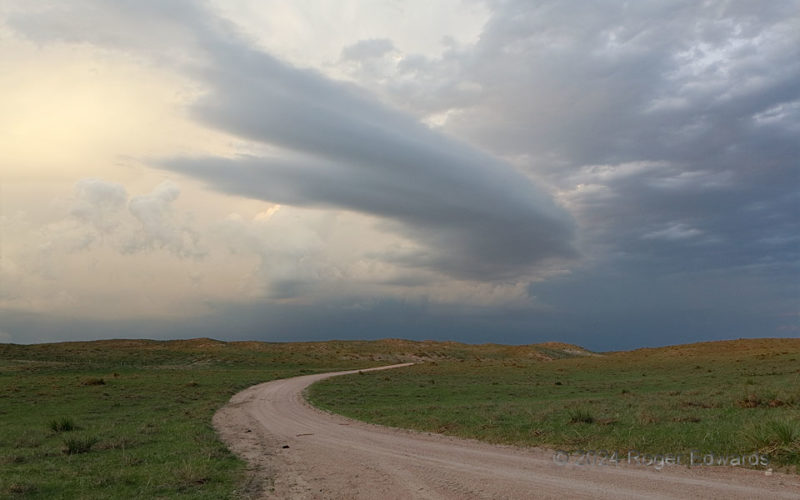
(446, 0, 800, 272)
(338, 0, 800, 341)
(0, 293, 785, 350)
(4, 0, 798, 348)
(165, 27, 575, 280)
(466, 0, 800, 343)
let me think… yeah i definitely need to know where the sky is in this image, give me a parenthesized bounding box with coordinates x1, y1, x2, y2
(0, 0, 798, 350)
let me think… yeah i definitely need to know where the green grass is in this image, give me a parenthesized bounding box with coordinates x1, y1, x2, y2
(0, 337, 584, 497)
(568, 408, 595, 424)
(49, 418, 76, 433)
(748, 419, 800, 463)
(62, 436, 99, 455)
(308, 338, 800, 472)
(4, 337, 797, 498)
(0, 338, 420, 499)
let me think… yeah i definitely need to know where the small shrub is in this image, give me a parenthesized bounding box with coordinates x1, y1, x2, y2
(568, 409, 594, 424)
(62, 436, 98, 455)
(49, 417, 76, 433)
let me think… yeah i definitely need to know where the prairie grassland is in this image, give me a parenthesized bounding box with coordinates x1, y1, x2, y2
(2, 338, 796, 499)
(308, 338, 800, 471)
(0, 338, 387, 499)
(0, 338, 579, 498)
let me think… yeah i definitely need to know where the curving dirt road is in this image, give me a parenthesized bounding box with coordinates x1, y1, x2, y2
(213, 364, 800, 499)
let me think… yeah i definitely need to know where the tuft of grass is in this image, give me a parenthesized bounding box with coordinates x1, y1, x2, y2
(49, 417, 76, 433)
(568, 409, 595, 424)
(174, 460, 213, 490)
(754, 420, 800, 448)
(747, 419, 800, 465)
(771, 421, 800, 446)
(62, 435, 98, 455)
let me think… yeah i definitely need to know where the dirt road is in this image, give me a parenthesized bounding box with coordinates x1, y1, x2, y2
(213, 364, 800, 499)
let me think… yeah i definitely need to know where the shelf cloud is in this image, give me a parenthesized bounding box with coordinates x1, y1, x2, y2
(164, 40, 575, 279)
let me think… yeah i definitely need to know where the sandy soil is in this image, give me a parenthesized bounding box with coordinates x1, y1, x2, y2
(213, 364, 800, 499)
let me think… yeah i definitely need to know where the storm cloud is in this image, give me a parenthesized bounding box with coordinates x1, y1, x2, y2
(6, 0, 576, 281)
(162, 28, 575, 280)
(2, 0, 798, 348)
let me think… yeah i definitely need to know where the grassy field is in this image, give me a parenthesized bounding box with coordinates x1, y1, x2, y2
(0, 338, 582, 498)
(0, 338, 413, 499)
(2, 338, 797, 499)
(308, 338, 800, 472)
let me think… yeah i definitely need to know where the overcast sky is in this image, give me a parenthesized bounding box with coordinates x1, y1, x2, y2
(1, 0, 797, 350)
